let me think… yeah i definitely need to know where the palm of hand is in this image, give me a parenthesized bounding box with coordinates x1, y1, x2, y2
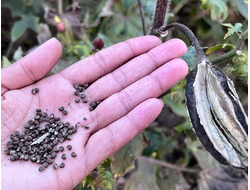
(1, 37, 187, 190)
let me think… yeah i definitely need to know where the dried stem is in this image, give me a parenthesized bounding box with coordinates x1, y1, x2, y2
(137, 156, 200, 173)
(149, 0, 171, 35)
(160, 23, 208, 63)
(137, 0, 147, 36)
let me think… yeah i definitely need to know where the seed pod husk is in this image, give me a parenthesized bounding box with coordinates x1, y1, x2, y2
(186, 60, 248, 168)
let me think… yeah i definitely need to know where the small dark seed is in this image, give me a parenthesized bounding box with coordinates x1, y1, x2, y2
(53, 163, 58, 170)
(4, 149, 10, 155)
(75, 98, 80, 103)
(71, 152, 77, 157)
(24, 155, 29, 161)
(66, 145, 72, 150)
(89, 106, 94, 111)
(51, 152, 57, 159)
(59, 146, 64, 152)
(58, 106, 64, 111)
(61, 154, 66, 160)
(47, 159, 53, 164)
(14, 131, 20, 136)
(67, 135, 72, 140)
(42, 162, 49, 168)
(28, 120, 34, 125)
(43, 112, 48, 117)
(36, 109, 42, 112)
(59, 162, 65, 168)
(62, 110, 68, 115)
(74, 91, 79, 96)
(34, 88, 39, 93)
(39, 166, 45, 172)
(73, 84, 79, 89)
(54, 147, 60, 153)
(31, 89, 36, 94)
(83, 84, 89, 88)
(35, 115, 40, 120)
(82, 98, 88, 103)
(83, 117, 87, 121)
(84, 125, 89, 129)
(77, 86, 83, 92)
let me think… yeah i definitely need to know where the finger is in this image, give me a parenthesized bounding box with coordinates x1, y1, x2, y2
(86, 39, 187, 101)
(83, 98, 163, 173)
(60, 36, 162, 84)
(83, 58, 188, 133)
(1, 38, 62, 95)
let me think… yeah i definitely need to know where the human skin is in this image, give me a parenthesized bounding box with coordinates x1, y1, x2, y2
(1, 36, 188, 190)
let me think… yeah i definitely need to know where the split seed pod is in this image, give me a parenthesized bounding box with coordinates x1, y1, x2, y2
(186, 60, 248, 168)
(160, 23, 248, 169)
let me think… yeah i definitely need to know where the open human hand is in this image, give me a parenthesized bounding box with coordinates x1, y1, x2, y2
(1, 36, 187, 190)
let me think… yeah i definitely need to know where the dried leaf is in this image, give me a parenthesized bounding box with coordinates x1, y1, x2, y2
(110, 134, 145, 175)
(124, 160, 159, 190)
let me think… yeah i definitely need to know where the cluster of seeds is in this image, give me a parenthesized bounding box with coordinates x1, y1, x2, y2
(73, 83, 101, 111)
(31, 88, 39, 94)
(4, 109, 78, 172)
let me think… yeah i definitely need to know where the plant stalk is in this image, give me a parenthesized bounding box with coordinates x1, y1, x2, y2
(161, 23, 208, 63)
(137, 156, 200, 173)
(137, 0, 147, 36)
(149, 0, 171, 35)
(211, 30, 248, 64)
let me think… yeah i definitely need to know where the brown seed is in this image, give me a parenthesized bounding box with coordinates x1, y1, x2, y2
(73, 84, 79, 89)
(42, 162, 49, 168)
(59, 146, 64, 152)
(39, 166, 45, 172)
(53, 163, 58, 170)
(47, 159, 53, 164)
(66, 145, 72, 150)
(61, 153, 66, 160)
(59, 162, 65, 168)
(71, 152, 77, 157)
(58, 106, 64, 111)
(75, 99, 80, 103)
(34, 88, 39, 93)
(67, 135, 72, 140)
(62, 110, 68, 115)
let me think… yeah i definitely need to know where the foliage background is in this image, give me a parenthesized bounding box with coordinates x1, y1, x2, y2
(1, 0, 248, 189)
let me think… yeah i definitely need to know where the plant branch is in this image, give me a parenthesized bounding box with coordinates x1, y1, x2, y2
(160, 23, 208, 63)
(211, 30, 248, 64)
(137, 0, 147, 36)
(137, 156, 200, 173)
(58, 0, 63, 15)
(149, 0, 171, 35)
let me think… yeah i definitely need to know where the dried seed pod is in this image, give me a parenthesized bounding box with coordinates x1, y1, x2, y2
(186, 61, 248, 168)
(160, 23, 248, 169)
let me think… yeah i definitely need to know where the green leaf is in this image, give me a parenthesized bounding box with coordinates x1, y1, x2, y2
(123, 0, 137, 10)
(13, 47, 23, 61)
(184, 128, 197, 142)
(231, 0, 248, 19)
(205, 43, 235, 55)
(162, 94, 187, 117)
(2, 0, 26, 17)
(174, 121, 192, 133)
(125, 160, 159, 190)
(2, 56, 11, 68)
(221, 23, 242, 40)
(181, 46, 197, 70)
(11, 17, 39, 42)
(200, 0, 228, 22)
(111, 134, 144, 175)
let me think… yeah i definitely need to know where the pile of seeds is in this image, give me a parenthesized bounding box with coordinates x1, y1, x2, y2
(73, 83, 101, 111)
(4, 109, 78, 172)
